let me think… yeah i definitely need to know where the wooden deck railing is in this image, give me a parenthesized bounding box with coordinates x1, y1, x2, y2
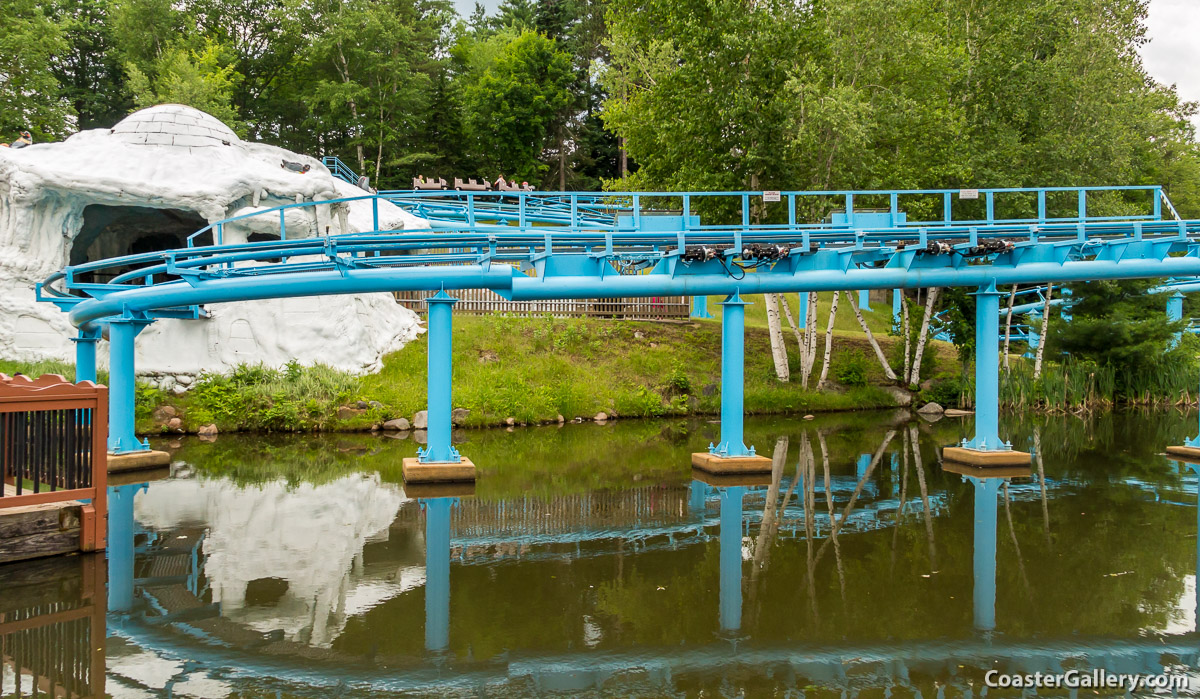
(395, 288, 690, 320)
(0, 374, 107, 552)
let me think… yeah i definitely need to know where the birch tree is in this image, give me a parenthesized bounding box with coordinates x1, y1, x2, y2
(1033, 283, 1053, 379)
(901, 293, 911, 384)
(908, 287, 940, 386)
(1002, 284, 1018, 372)
(764, 293, 790, 381)
(816, 291, 839, 389)
(804, 292, 819, 386)
(846, 291, 896, 381)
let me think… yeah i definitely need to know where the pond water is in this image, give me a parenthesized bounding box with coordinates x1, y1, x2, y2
(3, 409, 1200, 697)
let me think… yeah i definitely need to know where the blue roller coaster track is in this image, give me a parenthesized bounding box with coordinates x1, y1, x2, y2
(31, 184, 1200, 460)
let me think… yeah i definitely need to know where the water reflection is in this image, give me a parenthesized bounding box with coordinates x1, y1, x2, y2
(7, 412, 1200, 695)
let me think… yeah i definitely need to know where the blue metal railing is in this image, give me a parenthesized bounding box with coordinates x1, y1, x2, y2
(35, 184, 1200, 333)
(322, 156, 360, 185)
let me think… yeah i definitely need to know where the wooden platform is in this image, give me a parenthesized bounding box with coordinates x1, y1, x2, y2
(402, 457, 476, 483)
(691, 451, 774, 474)
(942, 446, 1032, 467)
(1, 485, 85, 565)
(107, 449, 172, 473)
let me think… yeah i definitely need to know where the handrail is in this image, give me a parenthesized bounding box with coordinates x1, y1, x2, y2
(321, 156, 360, 185)
(0, 373, 108, 552)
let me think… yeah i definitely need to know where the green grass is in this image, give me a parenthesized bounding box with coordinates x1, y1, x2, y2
(4, 310, 952, 434)
(356, 313, 899, 429)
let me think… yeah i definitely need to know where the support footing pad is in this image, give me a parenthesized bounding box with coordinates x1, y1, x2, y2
(691, 452, 773, 474)
(942, 447, 1031, 467)
(107, 450, 171, 473)
(942, 461, 1032, 479)
(402, 457, 476, 483)
(691, 467, 774, 487)
(1166, 445, 1200, 462)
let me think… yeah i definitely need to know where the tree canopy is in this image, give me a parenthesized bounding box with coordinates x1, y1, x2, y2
(0, 0, 1196, 202)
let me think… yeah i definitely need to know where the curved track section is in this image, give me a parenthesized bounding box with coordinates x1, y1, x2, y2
(36, 185, 1200, 332)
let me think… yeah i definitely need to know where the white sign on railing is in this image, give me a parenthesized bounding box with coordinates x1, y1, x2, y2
(959, 189, 980, 200)
(763, 191, 781, 203)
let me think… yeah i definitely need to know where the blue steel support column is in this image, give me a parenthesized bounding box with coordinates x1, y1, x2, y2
(969, 283, 1005, 451)
(108, 319, 150, 453)
(718, 486, 745, 634)
(107, 483, 144, 612)
(970, 477, 1001, 633)
(423, 497, 454, 652)
(797, 293, 808, 329)
(691, 295, 713, 319)
(1168, 291, 1184, 349)
(859, 289, 872, 311)
(419, 291, 461, 464)
(713, 292, 753, 458)
(72, 329, 100, 383)
(892, 289, 902, 328)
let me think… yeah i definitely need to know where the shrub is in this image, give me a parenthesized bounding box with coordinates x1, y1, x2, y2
(833, 350, 870, 387)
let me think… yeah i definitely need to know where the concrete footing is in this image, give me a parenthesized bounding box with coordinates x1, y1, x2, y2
(402, 457, 476, 484)
(107, 450, 171, 473)
(405, 481, 477, 498)
(691, 468, 774, 487)
(942, 446, 1032, 467)
(691, 452, 773, 474)
(942, 461, 1032, 479)
(1166, 445, 1200, 462)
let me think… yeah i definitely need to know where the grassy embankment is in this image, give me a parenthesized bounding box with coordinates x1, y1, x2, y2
(1, 293, 959, 434)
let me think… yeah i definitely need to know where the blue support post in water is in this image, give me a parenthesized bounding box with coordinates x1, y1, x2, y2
(970, 477, 1001, 633)
(688, 480, 707, 514)
(797, 293, 808, 329)
(691, 295, 713, 319)
(108, 319, 151, 453)
(859, 289, 872, 311)
(718, 486, 745, 634)
(892, 289, 902, 329)
(419, 291, 460, 464)
(72, 329, 100, 383)
(712, 292, 753, 458)
(1168, 291, 1184, 349)
(107, 483, 144, 612)
(422, 497, 454, 652)
(856, 453, 871, 480)
(969, 283, 1004, 451)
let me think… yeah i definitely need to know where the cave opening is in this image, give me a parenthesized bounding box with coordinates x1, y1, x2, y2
(71, 205, 211, 281)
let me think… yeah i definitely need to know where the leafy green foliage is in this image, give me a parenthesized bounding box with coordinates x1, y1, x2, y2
(833, 350, 870, 387)
(0, 0, 73, 139)
(599, 0, 1200, 217)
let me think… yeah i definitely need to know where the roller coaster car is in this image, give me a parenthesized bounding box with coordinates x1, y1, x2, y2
(454, 177, 492, 191)
(412, 176, 447, 190)
(740, 244, 790, 261)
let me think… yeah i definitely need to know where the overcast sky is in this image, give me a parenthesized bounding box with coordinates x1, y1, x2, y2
(1141, 0, 1200, 130)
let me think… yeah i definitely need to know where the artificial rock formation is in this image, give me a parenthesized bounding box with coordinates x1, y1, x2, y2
(0, 104, 426, 379)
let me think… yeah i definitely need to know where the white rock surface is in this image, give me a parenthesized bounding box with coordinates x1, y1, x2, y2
(0, 104, 428, 377)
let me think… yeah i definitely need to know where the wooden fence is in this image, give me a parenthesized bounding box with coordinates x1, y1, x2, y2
(394, 288, 690, 320)
(0, 374, 108, 554)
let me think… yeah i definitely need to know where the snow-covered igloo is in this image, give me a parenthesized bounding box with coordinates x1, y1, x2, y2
(0, 104, 426, 385)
